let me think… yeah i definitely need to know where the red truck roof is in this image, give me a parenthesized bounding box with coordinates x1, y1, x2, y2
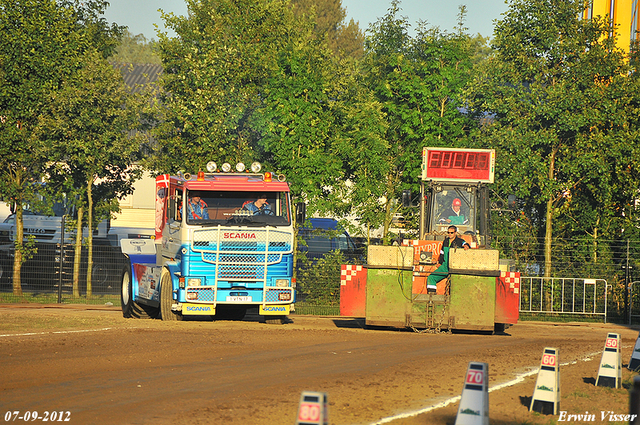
(168, 174, 290, 192)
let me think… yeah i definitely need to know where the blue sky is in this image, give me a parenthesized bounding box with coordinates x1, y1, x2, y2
(103, 0, 510, 41)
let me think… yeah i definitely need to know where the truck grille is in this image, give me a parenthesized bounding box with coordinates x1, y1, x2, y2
(191, 227, 293, 282)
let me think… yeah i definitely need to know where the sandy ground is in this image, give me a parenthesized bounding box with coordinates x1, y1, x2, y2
(0, 305, 638, 425)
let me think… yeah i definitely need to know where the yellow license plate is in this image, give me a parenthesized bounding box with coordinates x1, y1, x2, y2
(259, 304, 290, 315)
(182, 304, 215, 315)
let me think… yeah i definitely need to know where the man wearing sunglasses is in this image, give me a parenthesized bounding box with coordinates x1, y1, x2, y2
(426, 225, 470, 294)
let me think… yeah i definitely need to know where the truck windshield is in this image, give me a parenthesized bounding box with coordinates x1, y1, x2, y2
(184, 190, 291, 226)
(432, 186, 476, 235)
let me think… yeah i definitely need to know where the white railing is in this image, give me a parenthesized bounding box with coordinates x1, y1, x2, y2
(519, 277, 608, 322)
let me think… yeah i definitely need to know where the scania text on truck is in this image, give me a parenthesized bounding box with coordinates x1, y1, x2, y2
(120, 161, 296, 323)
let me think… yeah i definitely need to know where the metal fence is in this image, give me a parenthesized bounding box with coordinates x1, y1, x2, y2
(519, 276, 608, 321)
(0, 241, 128, 304)
(3, 235, 640, 324)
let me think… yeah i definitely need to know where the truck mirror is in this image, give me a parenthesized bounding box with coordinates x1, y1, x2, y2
(295, 202, 306, 224)
(507, 194, 516, 209)
(402, 190, 411, 207)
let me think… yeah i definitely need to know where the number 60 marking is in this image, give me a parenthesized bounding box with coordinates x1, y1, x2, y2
(542, 354, 556, 366)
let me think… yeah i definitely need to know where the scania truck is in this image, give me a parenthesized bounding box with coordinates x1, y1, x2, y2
(120, 161, 296, 323)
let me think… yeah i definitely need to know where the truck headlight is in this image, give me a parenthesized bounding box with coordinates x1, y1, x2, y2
(187, 278, 202, 287)
(275, 279, 289, 288)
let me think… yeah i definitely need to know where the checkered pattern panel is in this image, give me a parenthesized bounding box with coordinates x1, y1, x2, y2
(265, 288, 293, 302)
(501, 271, 520, 294)
(340, 264, 364, 286)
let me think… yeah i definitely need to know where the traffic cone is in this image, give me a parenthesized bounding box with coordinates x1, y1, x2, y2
(454, 362, 489, 425)
(530, 347, 560, 415)
(629, 331, 640, 371)
(296, 391, 328, 425)
(596, 333, 622, 388)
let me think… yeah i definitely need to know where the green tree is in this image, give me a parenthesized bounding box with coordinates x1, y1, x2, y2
(465, 0, 640, 276)
(151, 0, 303, 172)
(109, 30, 161, 64)
(0, 0, 91, 295)
(38, 49, 146, 297)
(251, 24, 389, 228)
(362, 1, 477, 241)
(61, 0, 125, 59)
(0, 0, 127, 296)
(152, 0, 387, 243)
(291, 0, 364, 58)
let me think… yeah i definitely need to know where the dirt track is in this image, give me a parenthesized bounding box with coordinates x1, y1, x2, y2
(0, 305, 638, 425)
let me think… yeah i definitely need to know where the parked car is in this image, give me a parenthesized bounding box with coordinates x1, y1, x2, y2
(298, 218, 364, 263)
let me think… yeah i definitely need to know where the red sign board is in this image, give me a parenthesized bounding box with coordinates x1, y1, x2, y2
(422, 147, 495, 183)
(542, 354, 557, 367)
(465, 369, 484, 385)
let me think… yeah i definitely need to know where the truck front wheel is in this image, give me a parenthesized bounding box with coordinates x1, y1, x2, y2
(121, 269, 157, 319)
(160, 269, 182, 321)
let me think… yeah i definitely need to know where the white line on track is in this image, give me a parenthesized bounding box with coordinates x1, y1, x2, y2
(370, 349, 614, 425)
(0, 327, 112, 338)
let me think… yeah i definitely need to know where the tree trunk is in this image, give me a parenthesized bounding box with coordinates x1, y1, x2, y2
(86, 179, 93, 297)
(544, 198, 553, 278)
(592, 217, 599, 263)
(12, 189, 23, 296)
(544, 148, 557, 279)
(543, 148, 557, 311)
(73, 207, 83, 298)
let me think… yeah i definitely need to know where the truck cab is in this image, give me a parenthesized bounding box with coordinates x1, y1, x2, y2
(423, 182, 491, 248)
(121, 162, 296, 323)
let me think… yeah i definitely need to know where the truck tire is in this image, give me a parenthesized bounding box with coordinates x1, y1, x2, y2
(160, 269, 182, 321)
(121, 268, 157, 319)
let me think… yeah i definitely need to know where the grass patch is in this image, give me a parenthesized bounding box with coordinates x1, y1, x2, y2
(0, 291, 119, 306)
(565, 390, 590, 398)
(519, 312, 605, 323)
(0, 310, 121, 333)
(292, 303, 340, 316)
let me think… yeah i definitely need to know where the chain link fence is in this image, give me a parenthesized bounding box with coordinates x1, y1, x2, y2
(493, 236, 640, 323)
(2, 236, 639, 324)
(0, 241, 127, 305)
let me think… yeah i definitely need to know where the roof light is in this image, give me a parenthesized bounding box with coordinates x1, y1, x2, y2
(251, 162, 262, 173)
(197, 170, 205, 181)
(221, 163, 232, 172)
(236, 162, 246, 172)
(206, 161, 217, 172)
(264, 172, 272, 182)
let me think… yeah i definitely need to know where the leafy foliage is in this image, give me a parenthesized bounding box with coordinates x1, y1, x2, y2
(296, 250, 346, 305)
(290, 0, 364, 58)
(0, 0, 134, 295)
(108, 30, 161, 64)
(466, 0, 640, 276)
(362, 1, 477, 240)
(37, 49, 146, 296)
